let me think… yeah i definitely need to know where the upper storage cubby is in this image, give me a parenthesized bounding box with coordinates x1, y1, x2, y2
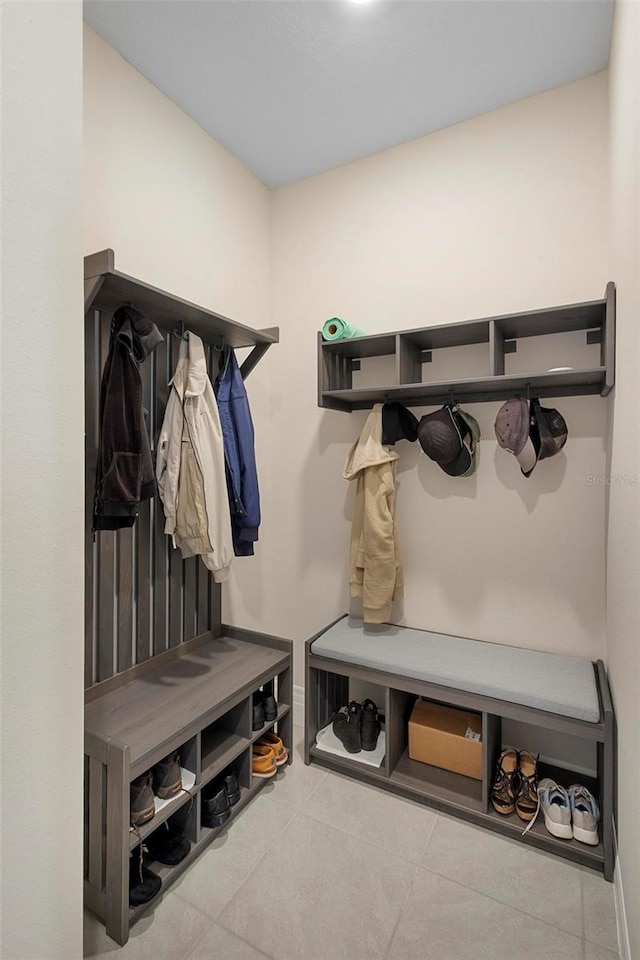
(318, 283, 615, 411)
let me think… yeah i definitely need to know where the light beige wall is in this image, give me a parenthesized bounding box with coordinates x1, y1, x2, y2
(607, 2, 640, 955)
(1, 2, 84, 956)
(83, 25, 273, 630)
(271, 72, 610, 684)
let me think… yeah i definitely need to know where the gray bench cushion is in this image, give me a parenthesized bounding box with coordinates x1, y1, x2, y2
(312, 618, 600, 723)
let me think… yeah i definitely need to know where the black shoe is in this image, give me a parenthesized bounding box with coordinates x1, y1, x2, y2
(145, 827, 191, 866)
(129, 857, 162, 907)
(223, 772, 241, 806)
(361, 699, 381, 751)
(332, 702, 362, 754)
(252, 693, 265, 731)
(262, 693, 278, 722)
(201, 783, 231, 827)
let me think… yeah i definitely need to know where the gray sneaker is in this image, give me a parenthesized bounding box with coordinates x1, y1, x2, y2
(536, 777, 572, 839)
(152, 752, 182, 799)
(569, 784, 599, 845)
(130, 771, 155, 826)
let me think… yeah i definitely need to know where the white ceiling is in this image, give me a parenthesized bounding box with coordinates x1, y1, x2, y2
(84, 0, 613, 188)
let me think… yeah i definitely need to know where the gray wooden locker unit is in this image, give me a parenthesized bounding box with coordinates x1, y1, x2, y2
(305, 616, 616, 881)
(83, 250, 290, 945)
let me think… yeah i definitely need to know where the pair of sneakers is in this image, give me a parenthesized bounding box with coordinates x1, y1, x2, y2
(528, 779, 600, 845)
(130, 751, 183, 826)
(332, 699, 381, 755)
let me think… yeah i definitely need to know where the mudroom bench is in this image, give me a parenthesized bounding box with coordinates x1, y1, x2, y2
(304, 615, 615, 880)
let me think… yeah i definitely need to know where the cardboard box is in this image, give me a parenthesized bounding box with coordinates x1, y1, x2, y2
(408, 699, 483, 780)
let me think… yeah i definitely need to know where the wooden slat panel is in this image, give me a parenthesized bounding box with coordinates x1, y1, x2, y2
(136, 346, 153, 665)
(169, 548, 183, 648)
(153, 336, 170, 655)
(167, 333, 183, 649)
(136, 505, 152, 665)
(183, 557, 197, 642)
(117, 528, 134, 673)
(197, 560, 209, 633)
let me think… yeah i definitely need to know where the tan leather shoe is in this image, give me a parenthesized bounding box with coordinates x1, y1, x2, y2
(252, 744, 277, 779)
(256, 732, 288, 767)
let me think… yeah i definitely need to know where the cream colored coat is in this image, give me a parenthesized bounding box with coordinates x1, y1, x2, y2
(156, 332, 234, 582)
(343, 404, 403, 623)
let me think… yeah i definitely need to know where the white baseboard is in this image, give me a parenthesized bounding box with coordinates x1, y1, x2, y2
(614, 828, 632, 960)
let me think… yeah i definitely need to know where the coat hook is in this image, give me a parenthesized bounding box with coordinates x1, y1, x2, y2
(173, 320, 187, 340)
(448, 388, 455, 408)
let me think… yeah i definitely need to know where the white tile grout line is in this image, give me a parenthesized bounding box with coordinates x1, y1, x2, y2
(183, 911, 275, 960)
(172, 791, 296, 921)
(417, 852, 599, 948)
(383, 860, 423, 960)
(300, 784, 439, 868)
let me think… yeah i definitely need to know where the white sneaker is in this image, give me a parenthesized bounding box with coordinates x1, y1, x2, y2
(536, 778, 572, 839)
(569, 784, 599, 845)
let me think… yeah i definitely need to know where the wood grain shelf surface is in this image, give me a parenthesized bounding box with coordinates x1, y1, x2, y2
(391, 749, 483, 812)
(85, 635, 289, 769)
(87, 257, 278, 350)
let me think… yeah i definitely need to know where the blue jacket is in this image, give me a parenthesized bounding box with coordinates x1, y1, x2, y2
(214, 346, 260, 556)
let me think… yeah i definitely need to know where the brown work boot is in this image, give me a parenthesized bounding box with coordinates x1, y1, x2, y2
(130, 771, 155, 826)
(152, 751, 182, 799)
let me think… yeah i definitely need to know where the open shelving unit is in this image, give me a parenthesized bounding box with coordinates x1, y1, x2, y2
(305, 630, 614, 879)
(318, 283, 615, 411)
(85, 631, 292, 944)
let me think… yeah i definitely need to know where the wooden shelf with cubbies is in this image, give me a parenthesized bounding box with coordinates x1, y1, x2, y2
(318, 283, 615, 411)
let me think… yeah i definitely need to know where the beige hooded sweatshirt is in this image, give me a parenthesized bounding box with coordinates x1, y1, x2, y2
(343, 403, 403, 623)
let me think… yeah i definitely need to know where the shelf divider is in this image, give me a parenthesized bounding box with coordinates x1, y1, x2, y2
(396, 335, 421, 385)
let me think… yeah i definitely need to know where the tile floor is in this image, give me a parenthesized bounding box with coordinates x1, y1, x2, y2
(84, 726, 619, 960)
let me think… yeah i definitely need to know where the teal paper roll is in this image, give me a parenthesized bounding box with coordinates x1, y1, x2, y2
(322, 317, 366, 341)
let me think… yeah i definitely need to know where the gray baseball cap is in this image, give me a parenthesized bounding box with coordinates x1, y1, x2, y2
(494, 396, 537, 477)
(418, 405, 480, 477)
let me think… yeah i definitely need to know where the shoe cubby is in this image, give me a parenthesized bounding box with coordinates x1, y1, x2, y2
(199, 749, 252, 843)
(251, 665, 292, 741)
(384, 691, 484, 812)
(200, 697, 252, 786)
(483, 713, 605, 860)
(129, 805, 198, 923)
(129, 735, 198, 851)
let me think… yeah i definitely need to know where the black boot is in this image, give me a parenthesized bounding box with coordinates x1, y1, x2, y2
(361, 699, 381, 751)
(332, 702, 362, 754)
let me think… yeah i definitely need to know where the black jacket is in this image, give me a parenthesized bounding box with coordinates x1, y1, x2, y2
(93, 305, 163, 531)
